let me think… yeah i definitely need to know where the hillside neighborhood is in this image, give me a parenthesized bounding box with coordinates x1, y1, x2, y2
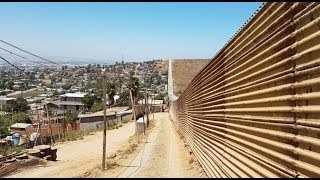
(0, 60, 167, 151)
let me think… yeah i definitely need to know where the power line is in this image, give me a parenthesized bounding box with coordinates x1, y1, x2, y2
(0, 46, 45, 66)
(0, 40, 61, 66)
(0, 55, 33, 78)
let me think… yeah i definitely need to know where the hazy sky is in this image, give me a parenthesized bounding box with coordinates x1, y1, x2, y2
(0, 2, 262, 63)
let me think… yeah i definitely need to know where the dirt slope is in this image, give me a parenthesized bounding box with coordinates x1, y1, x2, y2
(6, 121, 135, 178)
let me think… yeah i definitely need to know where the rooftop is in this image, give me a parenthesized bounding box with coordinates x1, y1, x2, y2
(10, 123, 32, 129)
(0, 96, 16, 101)
(60, 92, 87, 98)
(48, 101, 83, 106)
(78, 106, 129, 118)
(138, 99, 164, 105)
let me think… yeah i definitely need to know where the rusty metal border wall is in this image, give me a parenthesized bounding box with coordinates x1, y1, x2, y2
(175, 2, 320, 177)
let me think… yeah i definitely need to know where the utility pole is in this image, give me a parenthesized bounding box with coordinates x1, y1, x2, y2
(142, 94, 145, 135)
(57, 109, 61, 142)
(146, 91, 149, 127)
(34, 105, 40, 146)
(153, 94, 156, 120)
(63, 110, 66, 138)
(45, 102, 54, 145)
(40, 107, 43, 145)
(129, 89, 137, 140)
(102, 73, 107, 170)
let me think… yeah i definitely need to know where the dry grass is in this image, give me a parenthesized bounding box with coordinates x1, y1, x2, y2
(177, 131, 184, 140)
(106, 161, 118, 169)
(188, 157, 195, 164)
(123, 143, 138, 155)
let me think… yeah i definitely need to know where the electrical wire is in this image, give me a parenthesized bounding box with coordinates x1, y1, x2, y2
(0, 55, 34, 99)
(0, 46, 45, 66)
(0, 40, 61, 66)
(0, 41, 78, 91)
(0, 55, 33, 78)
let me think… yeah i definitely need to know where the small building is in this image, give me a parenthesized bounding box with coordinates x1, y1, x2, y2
(78, 107, 130, 133)
(0, 89, 14, 95)
(59, 92, 87, 111)
(26, 96, 45, 104)
(138, 99, 164, 112)
(10, 123, 32, 131)
(0, 96, 15, 107)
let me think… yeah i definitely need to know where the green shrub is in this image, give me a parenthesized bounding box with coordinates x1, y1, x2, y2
(92, 102, 103, 112)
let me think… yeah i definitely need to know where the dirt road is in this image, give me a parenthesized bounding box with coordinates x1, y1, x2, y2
(6, 112, 207, 178)
(104, 112, 207, 178)
(6, 121, 136, 178)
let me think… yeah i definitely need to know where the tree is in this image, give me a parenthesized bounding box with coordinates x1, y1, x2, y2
(65, 109, 78, 129)
(16, 97, 30, 112)
(62, 65, 68, 71)
(137, 91, 144, 100)
(0, 113, 31, 136)
(116, 90, 130, 107)
(127, 76, 140, 104)
(156, 79, 162, 86)
(62, 83, 72, 90)
(85, 82, 94, 90)
(1, 104, 13, 113)
(28, 72, 36, 82)
(49, 76, 56, 84)
(86, 64, 92, 73)
(7, 80, 14, 90)
(92, 101, 103, 112)
(155, 94, 164, 100)
(12, 113, 32, 124)
(39, 73, 45, 79)
(44, 109, 53, 118)
(118, 77, 124, 93)
(3, 97, 30, 113)
(82, 94, 100, 111)
(93, 78, 103, 99)
(107, 82, 116, 106)
(52, 90, 59, 97)
(0, 115, 12, 136)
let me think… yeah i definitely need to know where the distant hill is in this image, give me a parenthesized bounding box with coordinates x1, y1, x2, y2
(0, 53, 169, 67)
